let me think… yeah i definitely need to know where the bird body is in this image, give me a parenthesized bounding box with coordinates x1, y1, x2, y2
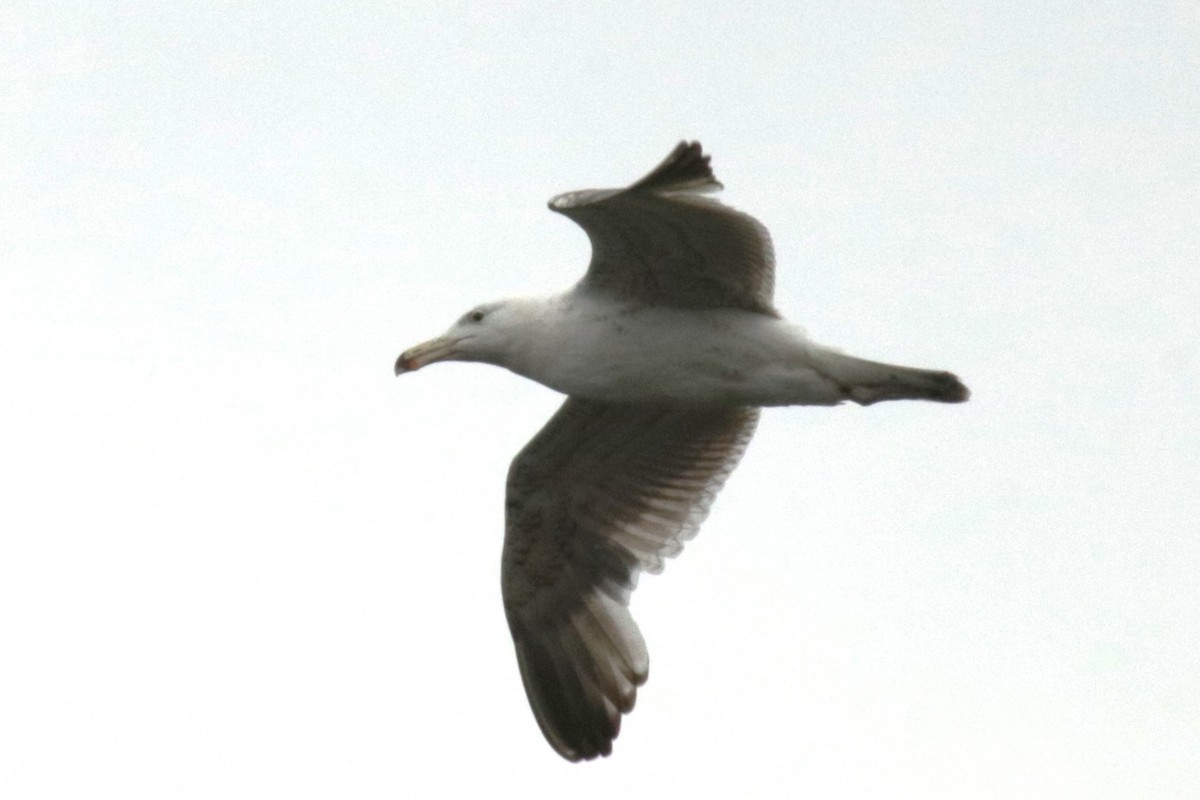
(394, 142, 968, 761)
(439, 291, 963, 407)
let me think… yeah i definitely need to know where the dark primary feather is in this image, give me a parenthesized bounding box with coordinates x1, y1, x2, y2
(628, 140, 724, 194)
(548, 141, 779, 316)
(502, 398, 759, 761)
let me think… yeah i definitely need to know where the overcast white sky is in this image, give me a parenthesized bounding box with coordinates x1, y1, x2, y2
(2, 2, 1198, 798)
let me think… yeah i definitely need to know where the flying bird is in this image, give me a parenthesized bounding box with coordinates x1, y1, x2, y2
(394, 142, 968, 761)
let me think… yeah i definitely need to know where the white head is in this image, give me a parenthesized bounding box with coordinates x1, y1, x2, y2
(394, 298, 537, 375)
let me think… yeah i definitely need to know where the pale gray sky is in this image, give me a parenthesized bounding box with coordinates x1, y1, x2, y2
(2, 2, 1197, 798)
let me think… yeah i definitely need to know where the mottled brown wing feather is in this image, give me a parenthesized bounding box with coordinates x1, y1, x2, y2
(548, 141, 778, 316)
(502, 398, 759, 760)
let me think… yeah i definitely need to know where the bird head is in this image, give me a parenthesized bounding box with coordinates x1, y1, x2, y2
(394, 299, 527, 375)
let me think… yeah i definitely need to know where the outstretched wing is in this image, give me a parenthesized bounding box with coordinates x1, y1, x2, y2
(549, 141, 778, 316)
(502, 398, 759, 761)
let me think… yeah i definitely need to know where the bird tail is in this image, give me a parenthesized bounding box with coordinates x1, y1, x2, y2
(809, 348, 970, 406)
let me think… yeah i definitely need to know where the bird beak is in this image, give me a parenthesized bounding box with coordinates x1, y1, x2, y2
(394, 335, 460, 375)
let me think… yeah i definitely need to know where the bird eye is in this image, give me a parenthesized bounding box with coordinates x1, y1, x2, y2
(469, 310, 485, 322)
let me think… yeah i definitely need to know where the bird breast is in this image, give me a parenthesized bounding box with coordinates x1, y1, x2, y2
(506, 301, 841, 407)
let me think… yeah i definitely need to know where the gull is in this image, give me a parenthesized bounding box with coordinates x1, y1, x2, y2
(394, 142, 968, 761)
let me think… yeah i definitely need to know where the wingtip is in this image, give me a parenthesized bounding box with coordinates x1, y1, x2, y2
(631, 140, 723, 195)
(547, 141, 723, 215)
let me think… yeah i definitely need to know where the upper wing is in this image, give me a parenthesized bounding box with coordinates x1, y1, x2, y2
(502, 398, 759, 761)
(549, 141, 778, 316)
